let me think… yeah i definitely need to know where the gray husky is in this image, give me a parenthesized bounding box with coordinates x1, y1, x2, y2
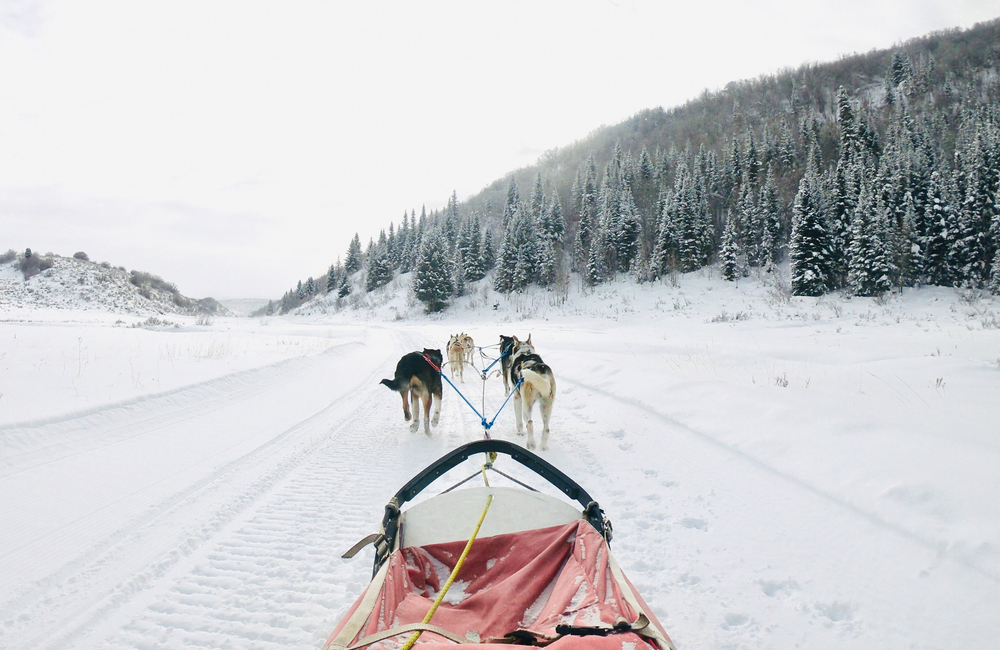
(508, 335, 556, 450)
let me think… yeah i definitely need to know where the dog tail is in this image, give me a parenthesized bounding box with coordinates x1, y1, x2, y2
(521, 367, 554, 396)
(380, 377, 401, 391)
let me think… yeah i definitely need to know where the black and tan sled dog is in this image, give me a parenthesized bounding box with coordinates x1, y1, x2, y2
(380, 349, 443, 435)
(508, 335, 556, 451)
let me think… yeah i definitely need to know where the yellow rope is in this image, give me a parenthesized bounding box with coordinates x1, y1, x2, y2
(480, 464, 490, 487)
(399, 494, 494, 650)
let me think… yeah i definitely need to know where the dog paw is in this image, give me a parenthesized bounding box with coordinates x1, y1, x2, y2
(409, 422, 419, 433)
(404, 414, 411, 421)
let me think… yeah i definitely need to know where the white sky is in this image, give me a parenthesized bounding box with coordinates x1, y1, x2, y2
(2, 0, 999, 299)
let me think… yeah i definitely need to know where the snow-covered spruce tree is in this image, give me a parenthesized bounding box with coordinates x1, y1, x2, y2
(585, 234, 607, 286)
(337, 271, 351, 298)
(613, 177, 641, 273)
(789, 166, 833, 296)
(326, 263, 338, 293)
(459, 213, 485, 282)
(413, 232, 454, 312)
(365, 246, 393, 292)
(443, 191, 461, 249)
(827, 159, 856, 288)
(345, 233, 363, 274)
(921, 170, 957, 286)
(542, 191, 565, 247)
(650, 193, 677, 278)
(296, 280, 305, 300)
(493, 227, 516, 293)
(736, 183, 757, 269)
(305, 277, 316, 295)
(536, 238, 556, 287)
(501, 177, 520, 230)
(530, 171, 545, 221)
(720, 209, 742, 281)
(758, 168, 781, 268)
(574, 155, 599, 269)
(480, 230, 495, 272)
(847, 177, 895, 296)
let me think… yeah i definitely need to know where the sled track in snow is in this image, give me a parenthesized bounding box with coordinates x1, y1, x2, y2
(0, 342, 362, 479)
(0, 332, 416, 650)
(560, 376, 1000, 586)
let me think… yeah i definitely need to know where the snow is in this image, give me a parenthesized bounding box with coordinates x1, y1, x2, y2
(2, 267, 999, 649)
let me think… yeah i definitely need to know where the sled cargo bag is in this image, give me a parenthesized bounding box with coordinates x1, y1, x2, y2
(325, 485, 675, 650)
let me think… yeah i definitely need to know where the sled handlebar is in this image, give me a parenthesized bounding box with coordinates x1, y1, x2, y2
(393, 439, 594, 508)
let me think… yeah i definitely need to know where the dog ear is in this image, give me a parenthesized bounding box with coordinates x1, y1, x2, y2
(527, 333, 532, 344)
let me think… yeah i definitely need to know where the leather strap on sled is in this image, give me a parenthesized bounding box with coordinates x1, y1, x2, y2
(346, 623, 467, 649)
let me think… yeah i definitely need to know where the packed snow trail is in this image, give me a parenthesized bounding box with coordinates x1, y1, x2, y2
(2, 315, 998, 650)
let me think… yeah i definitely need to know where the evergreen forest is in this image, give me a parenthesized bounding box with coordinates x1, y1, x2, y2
(269, 19, 1000, 314)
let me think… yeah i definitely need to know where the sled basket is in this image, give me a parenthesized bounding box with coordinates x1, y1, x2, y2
(325, 441, 676, 650)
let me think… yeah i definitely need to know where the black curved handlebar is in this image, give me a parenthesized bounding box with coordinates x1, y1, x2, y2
(393, 439, 595, 509)
(370, 440, 612, 576)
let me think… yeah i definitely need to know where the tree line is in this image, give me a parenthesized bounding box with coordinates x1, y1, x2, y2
(265, 19, 1000, 314)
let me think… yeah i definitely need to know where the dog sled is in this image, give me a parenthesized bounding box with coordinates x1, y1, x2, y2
(325, 440, 676, 650)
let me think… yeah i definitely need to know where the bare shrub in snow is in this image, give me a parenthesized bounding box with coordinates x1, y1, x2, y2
(73, 251, 90, 261)
(19, 252, 54, 280)
(0, 249, 16, 264)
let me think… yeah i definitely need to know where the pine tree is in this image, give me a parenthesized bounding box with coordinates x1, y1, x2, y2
(413, 232, 454, 312)
(345, 234, 363, 274)
(493, 228, 516, 293)
(827, 160, 856, 287)
(530, 172, 545, 221)
(585, 235, 606, 286)
(305, 277, 315, 295)
(501, 177, 520, 229)
(338, 272, 351, 298)
(614, 178, 642, 272)
(444, 191, 461, 249)
(848, 177, 894, 295)
(922, 170, 956, 286)
(365, 246, 393, 292)
(575, 155, 599, 268)
(789, 167, 833, 296)
(720, 209, 742, 281)
(296, 280, 305, 300)
(326, 263, 338, 293)
(758, 168, 781, 267)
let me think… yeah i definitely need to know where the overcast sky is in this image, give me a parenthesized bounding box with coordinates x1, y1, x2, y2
(2, 0, 999, 299)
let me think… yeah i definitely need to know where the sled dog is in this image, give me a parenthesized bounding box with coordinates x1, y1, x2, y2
(509, 335, 556, 451)
(459, 332, 475, 366)
(447, 334, 466, 383)
(380, 349, 443, 435)
(499, 335, 515, 395)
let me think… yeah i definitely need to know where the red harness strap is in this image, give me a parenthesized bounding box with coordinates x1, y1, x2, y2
(421, 353, 442, 373)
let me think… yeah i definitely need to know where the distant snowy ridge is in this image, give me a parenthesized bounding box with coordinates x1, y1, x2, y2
(0, 252, 228, 316)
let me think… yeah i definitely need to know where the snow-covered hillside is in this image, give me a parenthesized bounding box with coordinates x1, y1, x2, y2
(1, 268, 999, 650)
(0, 252, 226, 316)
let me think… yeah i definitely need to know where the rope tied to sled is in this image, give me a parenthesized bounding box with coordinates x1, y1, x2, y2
(424, 351, 521, 436)
(399, 494, 494, 650)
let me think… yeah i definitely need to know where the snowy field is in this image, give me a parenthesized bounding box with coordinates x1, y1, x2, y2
(2, 271, 999, 649)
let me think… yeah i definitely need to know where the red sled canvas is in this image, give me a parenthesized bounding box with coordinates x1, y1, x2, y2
(326, 441, 676, 650)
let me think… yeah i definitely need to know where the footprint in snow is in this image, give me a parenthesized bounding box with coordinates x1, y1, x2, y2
(721, 613, 751, 629)
(680, 517, 708, 531)
(757, 579, 798, 598)
(815, 601, 855, 623)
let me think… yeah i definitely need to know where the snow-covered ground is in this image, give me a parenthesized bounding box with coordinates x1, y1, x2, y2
(2, 269, 999, 649)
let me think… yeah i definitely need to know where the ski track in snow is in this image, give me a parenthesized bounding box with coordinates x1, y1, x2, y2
(2, 305, 999, 650)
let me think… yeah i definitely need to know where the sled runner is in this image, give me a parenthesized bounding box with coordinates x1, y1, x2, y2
(326, 440, 676, 650)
